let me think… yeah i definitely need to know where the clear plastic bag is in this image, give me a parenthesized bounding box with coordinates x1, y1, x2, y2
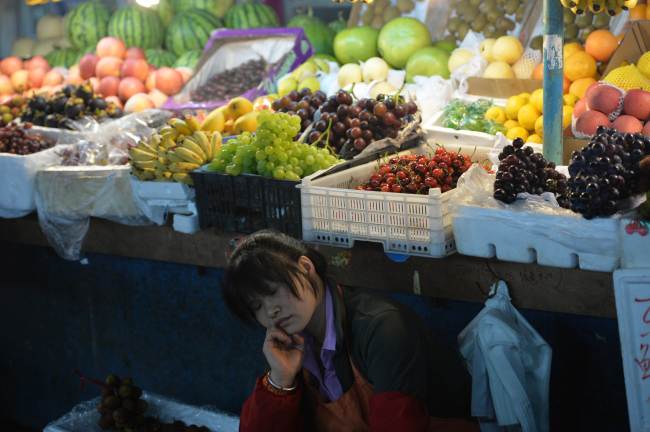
(44, 392, 240, 432)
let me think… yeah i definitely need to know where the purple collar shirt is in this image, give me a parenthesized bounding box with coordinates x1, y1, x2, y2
(301, 285, 344, 402)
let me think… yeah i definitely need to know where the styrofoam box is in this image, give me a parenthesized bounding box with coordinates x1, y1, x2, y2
(44, 392, 239, 432)
(621, 218, 650, 269)
(131, 176, 195, 201)
(453, 204, 621, 272)
(300, 147, 481, 258)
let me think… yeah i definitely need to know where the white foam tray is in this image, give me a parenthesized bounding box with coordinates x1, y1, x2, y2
(620, 218, 650, 269)
(453, 204, 621, 272)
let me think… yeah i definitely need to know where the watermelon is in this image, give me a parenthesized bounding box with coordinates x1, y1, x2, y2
(66, 1, 110, 50)
(288, 11, 335, 56)
(328, 15, 347, 35)
(165, 9, 222, 56)
(145, 49, 176, 68)
(173, 0, 234, 19)
(108, 5, 165, 49)
(45, 48, 80, 68)
(174, 50, 202, 69)
(156, 0, 175, 26)
(224, 2, 279, 29)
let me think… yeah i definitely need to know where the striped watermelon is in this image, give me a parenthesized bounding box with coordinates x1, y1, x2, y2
(174, 50, 202, 69)
(172, 0, 234, 19)
(156, 0, 175, 26)
(165, 9, 222, 56)
(66, 1, 110, 50)
(224, 2, 279, 29)
(108, 5, 165, 49)
(145, 49, 176, 68)
(45, 48, 80, 68)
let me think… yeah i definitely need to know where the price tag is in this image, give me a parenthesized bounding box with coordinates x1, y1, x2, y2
(614, 269, 650, 432)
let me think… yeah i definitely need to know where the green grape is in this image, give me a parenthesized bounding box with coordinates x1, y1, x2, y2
(294, 166, 303, 177)
(266, 161, 276, 171)
(278, 152, 288, 163)
(289, 157, 299, 166)
(225, 164, 241, 175)
(285, 171, 300, 181)
(256, 150, 267, 161)
(273, 167, 286, 180)
(232, 155, 242, 165)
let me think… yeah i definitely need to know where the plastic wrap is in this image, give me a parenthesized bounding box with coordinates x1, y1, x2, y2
(406, 76, 455, 126)
(571, 82, 626, 139)
(451, 32, 488, 96)
(34, 166, 150, 261)
(165, 28, 312, 111)
(44, 393, 239, 432)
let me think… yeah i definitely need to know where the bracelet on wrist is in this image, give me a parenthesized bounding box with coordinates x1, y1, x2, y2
(264, 370, 297, 394)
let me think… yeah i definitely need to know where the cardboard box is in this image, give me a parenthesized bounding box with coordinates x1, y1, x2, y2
(466, 78, 542, 98)
(603, 20, 650, 77)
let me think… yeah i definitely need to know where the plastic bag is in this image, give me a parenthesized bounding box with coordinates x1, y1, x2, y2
(406, 75, 455, 125)
(165, 28, 312, 111)
(458, 280, 551, 432)
(44, 392, 239, 432)
(452, 31, 488, 95)
(34, 166, 150, 260)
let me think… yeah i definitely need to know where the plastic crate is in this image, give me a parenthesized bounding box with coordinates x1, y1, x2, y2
(300, 148, 468, 258)
(620, 218, 650, 269)
(190, 170, 302, 238)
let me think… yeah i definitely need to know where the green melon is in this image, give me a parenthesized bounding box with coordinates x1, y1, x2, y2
(173, 0, 234, 19)
(66, 1, 110, 50)
(108, 5, 165, 49)
(288, 11, 335, 56)
(165, 9, 222, 56)
(328, 14, 347, 35)
(45, 48, 80, 68)
(224, 2, 279, 29)
(145, 49, 176, 68)
(174, 50, 202, 69)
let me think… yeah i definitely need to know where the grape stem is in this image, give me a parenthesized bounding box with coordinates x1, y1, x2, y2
(74, 369, 109, 391)
(310, 118, 337, 155)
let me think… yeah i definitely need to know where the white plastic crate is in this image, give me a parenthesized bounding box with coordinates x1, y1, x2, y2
(300, 148, 473, 258)
(423, 106, 500, 151)
(621, 218, 650, 269)
(453, 204, 621, 272)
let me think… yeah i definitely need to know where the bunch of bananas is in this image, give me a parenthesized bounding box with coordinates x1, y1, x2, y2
(561, 0, 637, 15)
(129, 117, 222, 185)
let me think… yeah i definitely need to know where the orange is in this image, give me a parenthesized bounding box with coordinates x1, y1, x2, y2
(647, 4, 650, 19)
(565, 51, 597, 82)
(569, 77, 597, 99)
(563, 75, 570, 94)
(630, 4, 646, 20)
(564, 42, 584, 63)
(533, 63, 543, 81)
(585, 30, 619, 62)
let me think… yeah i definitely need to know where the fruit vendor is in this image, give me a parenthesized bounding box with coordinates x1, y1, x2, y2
(223, 231, 478, 431)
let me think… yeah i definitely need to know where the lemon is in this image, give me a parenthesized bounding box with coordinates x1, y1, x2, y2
(504, 119, 520, 129)
(527, 134, 543, 143)
(563, 93, 579, 107)
(518, 92, 531, 102)
(530, 88, 544, 113)
(534, 115, 544, 136)
(564, 42, 583, 62)
(518, 103, 541, 131)
(506, 126, 529, 141)
(638, 51, 650, 79)
(485, 106, 507, 124)
(505, 95, 526, 120)
(562, 105, 573, 129)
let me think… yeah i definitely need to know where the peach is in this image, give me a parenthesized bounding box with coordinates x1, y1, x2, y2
(124, 93, 154, 113)
(643, 122, 650, 137)
(10, 70, 29, 92)
(25, 55, 50, 72)
(43, 70, 64, 87)
(126, 47, 146, 60)
(573, 99, 587, 119)
(98, 76, 120, 97)
(79, 54, 100, 80)
(118, 77, 145, 102)
(623, 89, 650, 121)
(176, 67, 193, 84)
(155, 67, 183, 96)
(0, 75, 13, 95)
(148, 88, 168, 108)
(67, 65, 83, 85)
(145, 73, 156, 92)
(89, 77, 100, 94)
(1, 57, 23, 76)
(612, 115, 643, 134)
(28, 67, 47, 88)
(95, 56, 123, 79)
(96, 37, 127, 59)
(121, 59, 150, 82)
(105, 95, 123, 109)
(586, 84, 624, 116)
(575, 110, 611, 136)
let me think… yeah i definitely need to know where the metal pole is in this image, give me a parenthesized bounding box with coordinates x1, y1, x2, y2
(543, 0, 564, 165)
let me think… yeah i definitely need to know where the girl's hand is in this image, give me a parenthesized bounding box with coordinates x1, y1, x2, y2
(263, 327, 304, 388)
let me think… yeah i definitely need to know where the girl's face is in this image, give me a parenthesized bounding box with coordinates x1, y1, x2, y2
(251, 257, 320, 335)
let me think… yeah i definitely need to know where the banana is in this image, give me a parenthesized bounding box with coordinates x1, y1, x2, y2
(169, 118, 192, 136)
(150, 134, 162, 148)
(172, 147, 204, 165)
(160, 135, 177, 150)
(167, 152, 185, 163)
(169, 162, 201, 173)
(133, 159, 156, 170)
(185, 115, 201, 132)
(139, 140, 160, 155)
(210, 132, 222, 156)
(573, 0, 587, 13)
(180, 137, 207, 161)
(605, 0, 620, 14)
(154, 159, 168, 171)
(193, 131, 213, 161)
(622, 0, 638, 9)
(588, 0, 604, 13)
(172, 173, 193, 185)
(560, 0, 576, 9)
(200, 107, 225, 132)
(154, 170, 173, 180)
(129, 147, 157, 162)
(158, 125, 175, 136)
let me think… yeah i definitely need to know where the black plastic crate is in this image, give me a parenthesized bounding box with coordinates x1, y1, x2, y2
(190, 171, 302, 238)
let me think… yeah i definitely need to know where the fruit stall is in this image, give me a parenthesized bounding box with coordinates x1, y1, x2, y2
(1, 0, 650, 431)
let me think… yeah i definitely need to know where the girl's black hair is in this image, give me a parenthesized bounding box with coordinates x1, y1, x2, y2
(222, 230, 328, 324)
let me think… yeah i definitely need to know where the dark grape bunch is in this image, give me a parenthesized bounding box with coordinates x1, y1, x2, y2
(0, 123, 54, 155)
(357, 147, 472, 194)
(493, 137, 569, 206)
(21, 84, 122, 129)
(314, 91, 418, 160)
(271, 88, 327, 134)
(97, 374, 210, 432)
(567, 126, 650, 219)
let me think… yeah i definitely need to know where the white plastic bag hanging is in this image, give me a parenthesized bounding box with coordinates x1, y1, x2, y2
(458, 280, 552, 432)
